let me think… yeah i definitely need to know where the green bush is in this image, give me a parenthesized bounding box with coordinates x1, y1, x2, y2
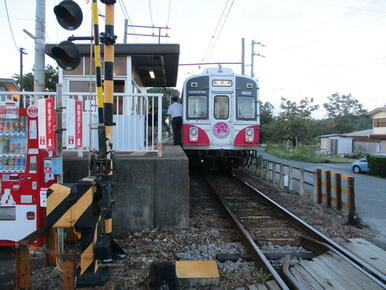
(368, 155, 386, 177)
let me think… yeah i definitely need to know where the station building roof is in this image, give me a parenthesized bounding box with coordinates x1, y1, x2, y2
(46, 43, 180, 87)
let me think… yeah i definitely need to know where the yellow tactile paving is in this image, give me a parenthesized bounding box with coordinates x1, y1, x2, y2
(176, 260, 220, 279)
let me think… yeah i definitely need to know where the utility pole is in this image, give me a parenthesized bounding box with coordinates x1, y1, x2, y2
(19, 48, 27, 91)
(241, 38, 245, 75)
(251, 40, 266, 78)
(34, 0, 45, 91)
(124, 19, 128, 43)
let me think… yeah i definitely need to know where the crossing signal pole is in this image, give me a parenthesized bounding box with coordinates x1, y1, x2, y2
(46, 0, 126, 287)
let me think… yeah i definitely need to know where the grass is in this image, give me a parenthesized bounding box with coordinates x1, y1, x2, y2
(265, 143, 356, 163)
(256, 268, 272, 283)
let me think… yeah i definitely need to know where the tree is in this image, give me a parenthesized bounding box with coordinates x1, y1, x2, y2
(12, 64, 58, 91)
(323, 93, 369, 133)
(259, 101, 275, 124)
(259, 101, 275, 143)
(276, 97, 319, 147)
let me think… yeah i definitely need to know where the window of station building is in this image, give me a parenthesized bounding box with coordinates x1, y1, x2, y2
(187, 95, 208, 119)
(69, 81, 96, 92)
(237, 96, 255, 120)
(374, 118, 386, 127)
(214, 95, 229, 119)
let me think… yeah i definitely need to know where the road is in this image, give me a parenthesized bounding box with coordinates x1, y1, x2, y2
(259, 152, 386, 247)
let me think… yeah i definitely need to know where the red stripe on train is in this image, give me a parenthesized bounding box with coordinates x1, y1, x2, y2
(234, 125, 260, 146)
(182, 124, 210, 145)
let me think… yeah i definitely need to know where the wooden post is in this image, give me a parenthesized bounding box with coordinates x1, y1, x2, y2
(63, 256, 76, 290)
(325, 170, 332, 207)
(266, 161, 270, 183)
(16, 241, 30, 289)
(289, 165, 293, 190)
(335, 173, 342, 210)
(260, 159, 264, 177)
(279, 163, 284, 188)
(299, 168, 305, 196)
(315, 169, 322, 204)
(45, 228, 57, 266)
(347, 176, 356, 224)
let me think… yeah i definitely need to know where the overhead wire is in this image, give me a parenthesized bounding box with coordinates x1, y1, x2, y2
(166, 0, 171, 28)
(202, 0, 230, 62)
(3, 0, 19, 51)
(148, 0, 154, 27)
(148, 0, 155, 42)
(118, 0, 139, 42)
(206, 0, 236, 61)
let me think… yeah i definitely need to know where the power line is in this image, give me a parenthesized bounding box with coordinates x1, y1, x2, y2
(148, 0, 154, 27)
(202, 0, 230, 62)
(118, 0, 139, 42)
(166, 0, 172, 28)
(3, 0, 19, 51)
(207, 0, 236, 61)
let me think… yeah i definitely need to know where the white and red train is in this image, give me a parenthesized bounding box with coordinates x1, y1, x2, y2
(182, 67, 260, 168)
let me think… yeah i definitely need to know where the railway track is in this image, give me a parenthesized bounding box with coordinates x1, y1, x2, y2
(203, 172, 386, 290)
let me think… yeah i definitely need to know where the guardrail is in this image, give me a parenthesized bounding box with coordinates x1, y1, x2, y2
(0, 90, 164, 154)
(257, 158, 356, 224)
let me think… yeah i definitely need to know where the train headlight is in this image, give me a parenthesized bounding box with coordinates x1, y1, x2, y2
(189, 127, 199, 142)
(245, 128, 254, 143)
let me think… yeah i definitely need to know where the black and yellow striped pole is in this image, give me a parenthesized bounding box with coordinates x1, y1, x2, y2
(100, 0, 116, 243)
(92, 0, 107, 154)
(96, 0, 126, 264)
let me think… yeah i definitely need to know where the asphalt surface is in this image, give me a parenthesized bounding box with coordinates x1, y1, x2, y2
(259, 152, 386, 247)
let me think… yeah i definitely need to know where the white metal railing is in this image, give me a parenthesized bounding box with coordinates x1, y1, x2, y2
(0, 91, 164, 153)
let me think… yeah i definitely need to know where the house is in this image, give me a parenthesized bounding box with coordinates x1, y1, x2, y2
(320, 105, 386, 155)
(0, 78, 19, 92)
(0, 78, 20, 103)
(368, 105, 386, 153)
(319, 133, 352, 155)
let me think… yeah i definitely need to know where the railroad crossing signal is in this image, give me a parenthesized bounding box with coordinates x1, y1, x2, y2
(48, 0, 83, 71)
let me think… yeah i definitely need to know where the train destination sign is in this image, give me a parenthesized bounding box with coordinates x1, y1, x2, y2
(212, 80, 232, 87)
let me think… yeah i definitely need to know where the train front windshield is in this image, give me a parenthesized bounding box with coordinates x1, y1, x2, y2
(237, 96, 255, 120)
(187, 95, 208, 119)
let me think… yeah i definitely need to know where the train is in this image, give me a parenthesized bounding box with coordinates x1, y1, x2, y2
(181, 66, 260, 169)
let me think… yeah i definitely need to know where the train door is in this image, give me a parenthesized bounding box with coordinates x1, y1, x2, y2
(210, 93, 233, 148)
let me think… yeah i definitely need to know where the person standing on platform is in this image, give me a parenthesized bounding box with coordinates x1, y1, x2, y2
(167, 96, 183, 145)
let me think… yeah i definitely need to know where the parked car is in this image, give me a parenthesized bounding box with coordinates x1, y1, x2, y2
(352, 158, 368, 173)
(351, 154, 386, 173)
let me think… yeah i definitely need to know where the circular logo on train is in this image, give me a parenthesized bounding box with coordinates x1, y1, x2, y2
(213, 122, 230, 138)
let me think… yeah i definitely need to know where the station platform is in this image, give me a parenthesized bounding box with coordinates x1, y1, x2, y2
(62, 142, 189, 235)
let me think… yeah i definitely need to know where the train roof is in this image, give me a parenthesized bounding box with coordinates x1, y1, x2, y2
(202, 66, 234, 74)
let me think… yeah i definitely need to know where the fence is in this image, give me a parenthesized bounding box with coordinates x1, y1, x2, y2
(258, 158, 356, 223)
(0, 90, 164, 154)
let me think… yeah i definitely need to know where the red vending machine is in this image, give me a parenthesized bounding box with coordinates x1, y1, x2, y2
(0, 100, 58, 246)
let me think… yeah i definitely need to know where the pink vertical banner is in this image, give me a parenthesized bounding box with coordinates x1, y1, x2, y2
(38, 99, 47, 149)
(45, 98, 56, 151)
(75, 100, 83, 149)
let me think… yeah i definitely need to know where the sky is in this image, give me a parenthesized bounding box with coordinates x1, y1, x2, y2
(1, 0, 386, 118)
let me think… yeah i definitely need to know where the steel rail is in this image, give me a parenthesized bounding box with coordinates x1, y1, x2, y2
(233, 173, 386, 287)
(204, 176, 292, 290)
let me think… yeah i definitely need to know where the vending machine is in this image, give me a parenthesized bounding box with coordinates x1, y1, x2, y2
(0, 100, 59, 246)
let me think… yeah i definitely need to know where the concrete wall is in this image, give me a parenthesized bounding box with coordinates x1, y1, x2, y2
(62, 145, 189, 235)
